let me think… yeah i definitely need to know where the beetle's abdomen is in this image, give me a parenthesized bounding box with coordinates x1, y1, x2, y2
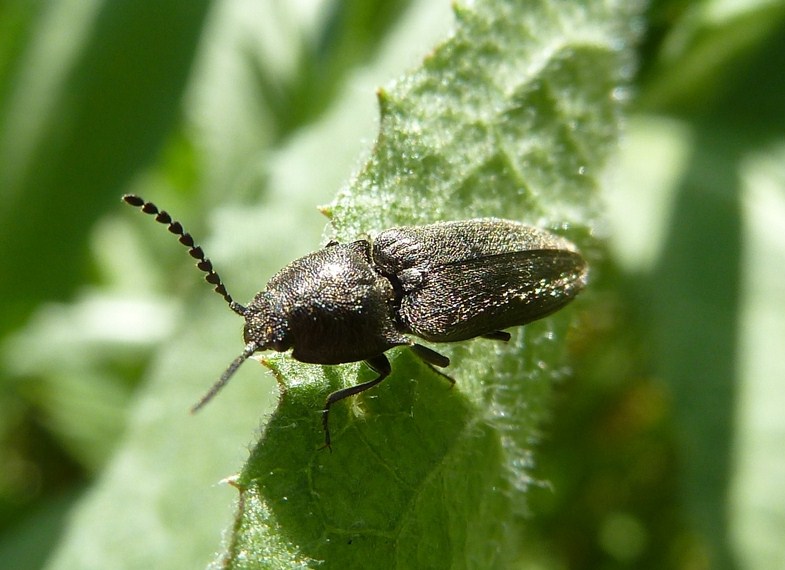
(399, 249, 587, 341)
(373, 220, 587, 342)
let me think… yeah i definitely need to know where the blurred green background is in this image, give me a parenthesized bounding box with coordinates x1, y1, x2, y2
(1, 0, 784, 568)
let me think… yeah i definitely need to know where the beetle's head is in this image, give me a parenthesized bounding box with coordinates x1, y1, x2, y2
(189, 292, 291, 414)
(242, 292, 291, 353)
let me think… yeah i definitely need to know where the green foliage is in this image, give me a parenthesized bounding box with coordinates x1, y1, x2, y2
(1, 0, 784, 569)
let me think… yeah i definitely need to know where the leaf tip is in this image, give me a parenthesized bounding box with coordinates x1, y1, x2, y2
(317, 204, 333, 219)
(376, 86, 393, 113)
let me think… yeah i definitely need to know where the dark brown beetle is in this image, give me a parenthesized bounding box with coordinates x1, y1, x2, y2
(123, 195, 587, 447)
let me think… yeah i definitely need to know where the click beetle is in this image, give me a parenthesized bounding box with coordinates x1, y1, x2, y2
(123, 194, 587, 447)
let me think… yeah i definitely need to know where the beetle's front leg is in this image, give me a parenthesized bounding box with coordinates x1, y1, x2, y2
(321, 354, 391, 450)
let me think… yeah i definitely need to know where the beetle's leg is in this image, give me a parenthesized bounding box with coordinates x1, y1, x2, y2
(481, 331, 511, 342)
(321, 354, 391, 450)
(409, 344, 456, 387)
(410, 344, 449, 367)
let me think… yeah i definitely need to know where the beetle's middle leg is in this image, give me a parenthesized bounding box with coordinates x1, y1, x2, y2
(321, 354, 391, 450)
(481, 331, 511, 342)
(409, 344, 456, 387)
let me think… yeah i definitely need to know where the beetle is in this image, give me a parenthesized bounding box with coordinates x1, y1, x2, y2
(123, 194, 587, 447)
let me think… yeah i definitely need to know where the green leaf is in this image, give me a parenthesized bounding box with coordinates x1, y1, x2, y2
(223, 1, 640, 568)
(629, 5, 785, 568)
(732, 144, 785, 569)
(596, 2, 785, 568)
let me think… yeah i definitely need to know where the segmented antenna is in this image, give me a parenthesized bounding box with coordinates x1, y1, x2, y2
(122, 194, 246, 316)
(190, 341, 258, 413)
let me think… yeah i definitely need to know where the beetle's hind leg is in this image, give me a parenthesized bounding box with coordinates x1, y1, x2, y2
(481, 330, 511, 342)
(410, 344, 455, 387)
(321, 354, 391, 450)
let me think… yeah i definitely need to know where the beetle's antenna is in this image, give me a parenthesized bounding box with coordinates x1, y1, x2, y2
(123, 194, 246, 316)
(191, 342, 258, 413)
